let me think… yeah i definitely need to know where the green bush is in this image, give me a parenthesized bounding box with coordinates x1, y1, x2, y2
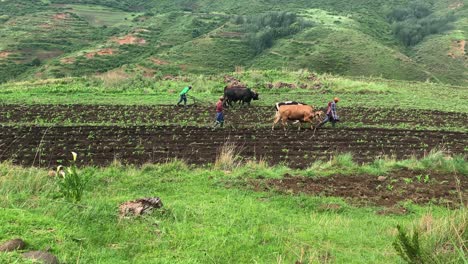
(242, 11, 313, 54)
(387, 1, 456, 46)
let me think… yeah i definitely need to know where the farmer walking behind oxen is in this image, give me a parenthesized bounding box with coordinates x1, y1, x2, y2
(319, 97, 340, 128)
(176, 85, 192, 107)
(213, 96, 225, 128)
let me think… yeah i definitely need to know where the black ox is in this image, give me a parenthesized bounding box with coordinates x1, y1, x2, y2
(223, 87, 259, 107)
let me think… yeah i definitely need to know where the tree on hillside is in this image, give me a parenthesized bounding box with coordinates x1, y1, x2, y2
(242, 11, 313, 54)
(387, 1, 456, 47)
(31, 58, 41, 67)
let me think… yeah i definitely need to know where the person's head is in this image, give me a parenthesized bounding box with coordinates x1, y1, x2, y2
(219, 96, 224, 101)
(188, 85, 192, 89)
(334, 97, 340, 103)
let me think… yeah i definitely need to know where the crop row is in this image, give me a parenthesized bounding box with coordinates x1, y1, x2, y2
(0, 104, 467, 130)
(0, 126, 466, 168)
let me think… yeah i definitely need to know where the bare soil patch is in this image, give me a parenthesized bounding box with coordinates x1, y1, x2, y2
(113, 35, 146, 45)
(150, 57, 169, 65)
(85, 48, 115, 59)
(53, 13, 70, 20)
(449, 1, 464, 9)
(0, 51, 12, 58)
(448, 39, 466, 59)
(60, 57, 76, 64)
(249, 171, 467, 207)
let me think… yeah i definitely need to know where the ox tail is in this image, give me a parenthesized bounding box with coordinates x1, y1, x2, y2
(273, 110, 280, 120)
(275, 102, 280, 111)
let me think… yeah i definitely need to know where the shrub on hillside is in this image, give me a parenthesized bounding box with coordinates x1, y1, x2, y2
(387, 1, 456, 46)
(242, 11, 313, 54)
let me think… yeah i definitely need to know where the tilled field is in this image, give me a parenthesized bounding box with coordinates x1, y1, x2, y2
(247, 170, 467, 207)
(1, 104, 467, 130)
(0, 125, 466, 168)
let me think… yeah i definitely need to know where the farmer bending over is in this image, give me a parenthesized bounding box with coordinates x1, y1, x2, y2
(214, 96, 225, 128)
(177, 85, 192, 107)
(319, 97, 340, 128)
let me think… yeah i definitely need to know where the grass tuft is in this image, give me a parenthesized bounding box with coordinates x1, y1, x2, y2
(305, 153, 357, 176)
(394, 208, 467, 263)
(214, 142, 243, 170)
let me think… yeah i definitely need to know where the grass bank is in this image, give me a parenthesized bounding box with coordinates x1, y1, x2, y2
(0, 152, 466, 263)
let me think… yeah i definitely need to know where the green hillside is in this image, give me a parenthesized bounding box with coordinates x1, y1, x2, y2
(0, 0, 466, 85)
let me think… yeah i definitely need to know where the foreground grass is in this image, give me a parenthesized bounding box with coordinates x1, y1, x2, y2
(0, 153, 466, 263)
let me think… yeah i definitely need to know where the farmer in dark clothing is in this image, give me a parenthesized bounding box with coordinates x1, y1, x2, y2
(214, 96, 225, 128)
(319, 97, 340, 127)
(177, 85, 192, 107)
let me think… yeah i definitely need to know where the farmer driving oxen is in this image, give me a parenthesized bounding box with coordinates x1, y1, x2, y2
(213, 96, 225, 128)
(318, 97, 340, 128)
(272, 101, 324, 131)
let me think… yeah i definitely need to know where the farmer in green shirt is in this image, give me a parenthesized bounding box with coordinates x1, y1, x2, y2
(177, 85, 192, 107)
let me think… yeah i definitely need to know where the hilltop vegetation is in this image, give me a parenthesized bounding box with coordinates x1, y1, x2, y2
(388, 1, 456, 46)
(0, 0, 466, 85)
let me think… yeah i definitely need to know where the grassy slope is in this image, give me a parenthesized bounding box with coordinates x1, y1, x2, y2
(0, 0, 466, 85)
(412, 3, 468, 85)
(0, 157, 466, 263)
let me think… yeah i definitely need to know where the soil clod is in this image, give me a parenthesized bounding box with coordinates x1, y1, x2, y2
(22, 251, 59, 264)
(0, 238, 26, 252)
(119, 197, 163, 218)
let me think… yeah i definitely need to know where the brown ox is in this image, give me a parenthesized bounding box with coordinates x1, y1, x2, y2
(272, 104, 324, 132)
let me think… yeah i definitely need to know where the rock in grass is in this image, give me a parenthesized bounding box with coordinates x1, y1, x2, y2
(377, 176, 387, 182)
(48, 170, 57, 177)
(47, 169, 65, 178)
(119, 197, 163, 218)
(0, 238, 26, 252)
(22, 251, 59, 264)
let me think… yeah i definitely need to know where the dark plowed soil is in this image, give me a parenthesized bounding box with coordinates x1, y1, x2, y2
(0, 126, 466, 168)
(249, 171, 467, 207)
(0, 104, 466, 130)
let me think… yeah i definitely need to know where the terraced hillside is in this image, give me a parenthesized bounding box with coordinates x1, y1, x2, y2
(0, 0, 466, 85)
